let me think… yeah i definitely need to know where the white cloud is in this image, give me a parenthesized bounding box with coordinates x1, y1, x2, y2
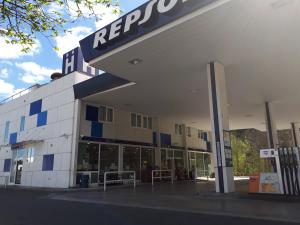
(0, 68, 9, 78)
(0, 60, 13, 66)
(0, 37, 40, 59)
(0, 79, 25, 99)
(94, 7, 120, 30)
(54, 26, 92, 58)
(16, 62, 60, 84)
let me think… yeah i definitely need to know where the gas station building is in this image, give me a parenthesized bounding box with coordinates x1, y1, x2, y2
(0, 0, 300, 193)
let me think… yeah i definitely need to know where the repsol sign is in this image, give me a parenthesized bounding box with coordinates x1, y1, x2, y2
(80, 0, 217, 62)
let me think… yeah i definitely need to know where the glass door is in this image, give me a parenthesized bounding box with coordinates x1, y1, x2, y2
(123, 146, 141, 180)
(76, 143, 99, 185)
(10, 148, 25, 184)
(99, 144, 119, 183)
(15, 160, 23, 184)
(141, 147, 154, 182)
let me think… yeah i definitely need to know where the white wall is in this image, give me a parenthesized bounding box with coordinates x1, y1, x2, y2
(0, 72, 90, 188)
(79, 101, 211, 150)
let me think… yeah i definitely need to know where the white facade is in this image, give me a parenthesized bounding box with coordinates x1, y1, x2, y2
(0, 73, 90, 188)
(0, 70, 212, 188)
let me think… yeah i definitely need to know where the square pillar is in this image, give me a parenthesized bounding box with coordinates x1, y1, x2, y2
(264, 102, 279, 148)
(207, 62, 235, 193)
(291, 122, 299, 147)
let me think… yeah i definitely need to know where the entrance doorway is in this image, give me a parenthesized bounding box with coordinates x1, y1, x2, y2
(10, 148, 25, 184)
(188, 152, 211, 180)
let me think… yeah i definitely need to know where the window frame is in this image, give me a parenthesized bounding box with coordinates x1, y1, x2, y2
(187, 127, 191, 137)
(98, 105, 114, 123)
(131, 112, 153, 130)
(20, 116, 25, 132)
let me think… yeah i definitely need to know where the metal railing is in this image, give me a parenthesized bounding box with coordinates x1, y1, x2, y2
(103, 171, 136, 191)
(0, 84, 41, 105)
(0, 176, 9, 188)
(151, 170, 173, 186)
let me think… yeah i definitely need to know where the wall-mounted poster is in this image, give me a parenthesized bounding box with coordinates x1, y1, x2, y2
(223, 130, 233, 167)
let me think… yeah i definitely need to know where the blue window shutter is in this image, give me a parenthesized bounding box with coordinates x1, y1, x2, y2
(42, 154, 54, 171)
(29, 99, 42, 116)
(37, 111, 48, 127)
(20, 116, 25, 131)
(9, 133, 17, 145)
(91, 121, 103, 138)
(86, 105, 99, 121)
(3, 159, 11, 172)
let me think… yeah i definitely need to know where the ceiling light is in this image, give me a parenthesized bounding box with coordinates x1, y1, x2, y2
(129, 58, 143, 65)
(190, 88, 200, 94)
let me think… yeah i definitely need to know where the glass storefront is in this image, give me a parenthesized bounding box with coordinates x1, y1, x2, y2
(76, 142, 212, 186)
(76, 142, 155, 185)
(189, 152, 211, 179)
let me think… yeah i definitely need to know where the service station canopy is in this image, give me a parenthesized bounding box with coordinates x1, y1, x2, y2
(79, 0, 300, 130)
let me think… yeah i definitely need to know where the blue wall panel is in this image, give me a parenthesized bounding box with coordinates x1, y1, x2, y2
(160, 133, 171, 146)
(42, 154, 54, 171)
(9, 132, 17, 145)
(29, 99, 42, 116)
(37, 111, 48, 127)
(152, 132, 157, 145)
(86, 105, 98, 121)
(3, 159, 11, 172)
(91, 121, 103, 138)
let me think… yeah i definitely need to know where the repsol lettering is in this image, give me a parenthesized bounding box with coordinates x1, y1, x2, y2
(93, 0, 191, 49)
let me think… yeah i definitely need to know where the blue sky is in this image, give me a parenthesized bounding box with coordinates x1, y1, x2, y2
(0, 0, 147, 101)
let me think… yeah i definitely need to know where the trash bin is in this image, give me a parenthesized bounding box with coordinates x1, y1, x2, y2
(79, 174, 89, 188)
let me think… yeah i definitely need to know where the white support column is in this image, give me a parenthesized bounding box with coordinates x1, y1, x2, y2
(264, 102, 279, 148)
(207, 62, 234, 193)
(69, 99, 81, 187)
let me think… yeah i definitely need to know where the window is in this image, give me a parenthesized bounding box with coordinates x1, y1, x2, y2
(20, 116, 25, 132)
(27, 148, 35, 163)
(187, 127, 191, 137)
(3, 159, 11, 172)
(29, 99, 42, 116)
(107, 108, 113, 122)
(148, 117, 153, 129)
(131, 113, 153, 129)
(175, 124, 183, 135)
(131, 113, 137, 127)
(99, 105, 113, 123)
(137, 115, 142, 127)
(42, 154, 54, 171)
(198, 130, 202, 139)
(37, 111, 48, 127)
(143, 116, 148, 128)
(99, 106, 106, 122)
(4, 121, 10, 144)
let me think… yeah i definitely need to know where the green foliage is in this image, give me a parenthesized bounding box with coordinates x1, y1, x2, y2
(0, 0, 121, 52)
(231, 134, 261, 176)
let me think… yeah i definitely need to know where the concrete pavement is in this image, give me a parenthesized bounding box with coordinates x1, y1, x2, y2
(47, 180, 300, 223)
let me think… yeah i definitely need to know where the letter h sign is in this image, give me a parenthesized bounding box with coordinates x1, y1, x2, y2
(62, 47, 100, 77)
